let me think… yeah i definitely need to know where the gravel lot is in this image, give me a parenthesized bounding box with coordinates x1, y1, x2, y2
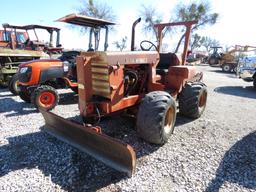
(0, 65, 256, 192)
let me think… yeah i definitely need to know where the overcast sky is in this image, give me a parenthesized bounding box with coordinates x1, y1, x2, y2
(1, 0, 256, 51)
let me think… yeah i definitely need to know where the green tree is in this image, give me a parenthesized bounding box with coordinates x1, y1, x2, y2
(77, 0, 116, 33)
(139, 5, 171, 41)
(138, 2, 218, 52)
(113, 36, 128, 51)
(201, 36, 220, 52)
(174, 1, 218, 52)
(190, 33, 203, 51)
(78, 0, 116, 20)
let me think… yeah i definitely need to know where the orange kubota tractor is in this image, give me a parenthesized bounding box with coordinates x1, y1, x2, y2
(39, 14, 208, 176)
(0, 24, 62, 95)
(17, 50, 79, 110)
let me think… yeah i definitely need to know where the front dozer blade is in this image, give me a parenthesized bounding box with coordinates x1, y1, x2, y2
(39, 109, 136, 176)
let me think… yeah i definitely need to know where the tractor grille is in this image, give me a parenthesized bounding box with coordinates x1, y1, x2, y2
(91, 62, 111, 99)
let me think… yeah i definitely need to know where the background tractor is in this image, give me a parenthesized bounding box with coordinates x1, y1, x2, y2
(17, 50, 79, 111)
(207, 46, 223, 65)
(40, 14, 208, 176)
(208, 45, 256, 72)
(0, 23, 62, 95)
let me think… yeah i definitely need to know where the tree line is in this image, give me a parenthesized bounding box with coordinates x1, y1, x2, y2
(77, 0, 219, 52)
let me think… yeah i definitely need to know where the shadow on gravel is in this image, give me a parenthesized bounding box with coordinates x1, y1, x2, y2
(175, 115, 194, 126)
(206, 131, 256, 192)
(0, 92, 78, 117)
(214, 86, 256, 99)
(0, 131, 127, 191)
(0, 98, 37, 116)
(0, 116, 161, 191)
(58, 92, 78, 105)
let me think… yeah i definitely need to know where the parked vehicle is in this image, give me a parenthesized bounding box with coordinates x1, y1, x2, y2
(0, 23, 62, 94)
(17, 50, 79, 110)
(237, 55, 256, 88)
(208, 45, 256, 73)
(208, 46, 223, 66)
(39, 14, 207, 176)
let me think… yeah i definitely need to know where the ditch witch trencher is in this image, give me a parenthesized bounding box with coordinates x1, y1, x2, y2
(40, 14, 207, 177)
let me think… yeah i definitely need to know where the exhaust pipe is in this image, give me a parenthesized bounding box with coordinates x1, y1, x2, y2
(131, 18, 141, 51)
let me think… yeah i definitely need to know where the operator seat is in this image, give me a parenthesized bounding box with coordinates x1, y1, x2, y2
(157, 53, 180, 75)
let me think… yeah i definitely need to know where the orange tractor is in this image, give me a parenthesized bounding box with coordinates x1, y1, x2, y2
(40, 14, 208, 176)
(0, 24, 62, 94)
(17, 50, 80, 110)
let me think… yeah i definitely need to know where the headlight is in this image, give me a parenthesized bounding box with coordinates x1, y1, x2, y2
(63, 61, 69, 72)
(19, 67, 28, 73)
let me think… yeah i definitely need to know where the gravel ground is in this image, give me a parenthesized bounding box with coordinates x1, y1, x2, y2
(0, 65, 256, 192)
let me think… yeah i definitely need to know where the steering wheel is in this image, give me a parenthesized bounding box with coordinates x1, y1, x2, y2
(140, 40, 157, 51)
(24, 38, 30, 46)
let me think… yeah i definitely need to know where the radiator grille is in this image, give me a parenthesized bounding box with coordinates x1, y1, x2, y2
(91, 62, 111, 99)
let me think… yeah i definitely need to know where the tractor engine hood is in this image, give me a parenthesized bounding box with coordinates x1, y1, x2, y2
(18, 59, 64, 75)
(17, 58, 74, 87)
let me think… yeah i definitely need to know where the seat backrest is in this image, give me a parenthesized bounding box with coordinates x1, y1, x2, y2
(157, 53, 180, 69)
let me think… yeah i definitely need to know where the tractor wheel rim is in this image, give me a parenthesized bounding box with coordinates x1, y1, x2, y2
(199, 91, 207, 108)
(39, 92, 55, 108)
(164, 106, 175, 134)
(224, 65, 230, 71)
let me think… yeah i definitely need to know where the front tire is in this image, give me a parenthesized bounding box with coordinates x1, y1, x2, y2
(179, 82, 207, 119)
(222, 63, 232, 72)
(8, 74, 20, 95)
(136, 91, 177, 144)
(31, 85, 59, 111)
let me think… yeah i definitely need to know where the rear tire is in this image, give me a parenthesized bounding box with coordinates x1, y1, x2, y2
(31, 85, 59, 111)
(136, 91, 177, 144)
(8, 74, 20, 95)
(179, 82, 207, 119)
(209, 57, 217, 65)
